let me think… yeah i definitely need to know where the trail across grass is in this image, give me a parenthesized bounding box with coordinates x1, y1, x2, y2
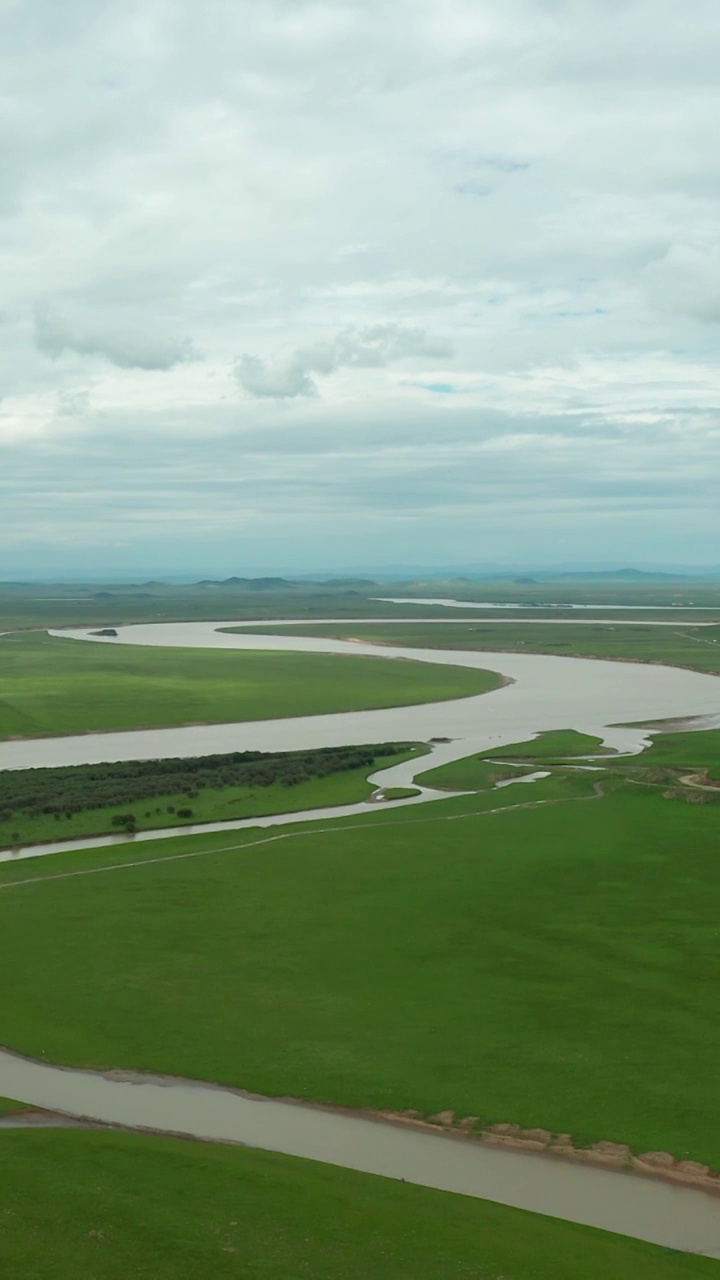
(2, 779, 720, 1165)
(2, 1131, 715, 1280)
(637, 728, 720, 779)
(0, 632, 501, 739)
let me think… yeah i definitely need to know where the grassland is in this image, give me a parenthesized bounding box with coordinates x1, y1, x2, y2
(0, 632, 501, 739)
(3, 575, 719, 633)
(2, 1130, 714, 1280)
(3, 776, 720, 1165)
(637, 729, 720, 780)
(0, 744, 421, 847)
(0, 762, 389, 847)
(418, 756, 523, 790)
(418, 730, 609, 789)
(0, 1097, 26, 1116)
(237, 620, 720, 676)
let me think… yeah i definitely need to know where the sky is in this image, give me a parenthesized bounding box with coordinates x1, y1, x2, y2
(2, 0, 720, 578)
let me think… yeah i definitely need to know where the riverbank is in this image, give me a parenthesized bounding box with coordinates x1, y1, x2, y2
(5, 1129, 717, 1280)
(2, 1045, 720, 1255)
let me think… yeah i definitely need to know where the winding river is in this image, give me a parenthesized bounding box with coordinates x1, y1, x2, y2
(4, 618, 720, 1256)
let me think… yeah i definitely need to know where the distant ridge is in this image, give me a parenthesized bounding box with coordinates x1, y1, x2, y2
(552, 569, 684, 582)
(196, 576, 295, 590)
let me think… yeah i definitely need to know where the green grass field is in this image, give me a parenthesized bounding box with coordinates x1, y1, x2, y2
(0, 747, 424, 848)
(2, 779, 720, 1166)
(637, 729, 720, 779)
(2, 575, 718, 632)
(418, 755, 523, 790)
(2, 1131, 714, 1280)
(0, 632, 501, 739)
(236, 620, 720, 675)
(0, 1097, 26, 1116)
(418, 730, 609, 790)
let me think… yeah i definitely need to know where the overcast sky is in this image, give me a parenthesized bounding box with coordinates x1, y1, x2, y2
(3, 0, 719, 577)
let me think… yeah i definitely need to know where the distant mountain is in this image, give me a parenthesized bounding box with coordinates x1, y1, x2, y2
(195, 576, 295, 590)
(553, 569, 687, 582)
(317, 577, 378, 587)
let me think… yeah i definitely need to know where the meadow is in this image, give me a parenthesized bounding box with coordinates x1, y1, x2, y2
(2, 1130, 715, 1280)
(2, 778, 720, 1166)
(417, 729, 609, 789)
(236, 619, 720, 676)
(0, 743, 420, 847)
(638, 729, 720, 779)
(0, 631, 501, 739)
(1, 575, 719, 634)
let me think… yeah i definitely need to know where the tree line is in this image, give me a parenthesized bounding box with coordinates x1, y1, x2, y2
(0, 743, 410, 822)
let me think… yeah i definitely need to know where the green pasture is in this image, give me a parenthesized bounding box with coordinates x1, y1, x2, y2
(3, 780, 720, 1165)
(0, 764, 381, 847)
(2, 574, 718, 632)
(418, 756, 522, 790)
(0, 1097, 26, 1116)
(418, 729, 609, 790)
(637, 728, 720, 780)
(236, 620, 720, 676)
(0, 632, 501, 739)
(0, 745, 423, 848)
(0, 777, 576, 888)
(2, 1131, 713, 1280)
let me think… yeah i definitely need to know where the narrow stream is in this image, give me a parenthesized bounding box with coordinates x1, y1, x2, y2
(1, 1047, 719, 1256)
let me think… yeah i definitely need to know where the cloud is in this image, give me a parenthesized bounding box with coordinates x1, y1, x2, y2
(644, 244, 720, 324)
(0, 0, 719, 572)
(34, 306, 194, 371)
(234, 354, 318, 399)
(235, 324, 453, 398)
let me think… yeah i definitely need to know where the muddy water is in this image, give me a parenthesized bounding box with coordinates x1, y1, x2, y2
(0, 1048, 718, 1256)
(375, 597, 720, 616)
(1, 619, 718, 774)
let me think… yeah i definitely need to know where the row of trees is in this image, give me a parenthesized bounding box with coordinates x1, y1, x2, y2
(1, 743, 410, 821)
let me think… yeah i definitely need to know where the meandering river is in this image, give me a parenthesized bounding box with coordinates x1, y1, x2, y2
(2, 618, 720, 773)
(3, 619, 720, 1255)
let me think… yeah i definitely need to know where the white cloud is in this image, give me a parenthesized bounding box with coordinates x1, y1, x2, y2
(235, 324, 453, 398)
(34, 306, 194, 370)
(644, 244, 720, 324)
(0, 0, 719, 570)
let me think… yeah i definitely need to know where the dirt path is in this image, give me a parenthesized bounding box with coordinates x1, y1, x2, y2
(0, 791, 600, 893)
(679, 773, 720, 793)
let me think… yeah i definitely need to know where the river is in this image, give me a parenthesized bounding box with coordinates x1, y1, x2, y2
(3, 619, 720, 1255)
(2, 618, 720, 773)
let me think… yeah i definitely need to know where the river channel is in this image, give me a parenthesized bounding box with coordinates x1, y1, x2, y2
(3, 619, 720, 1255)
(2, 618, 720, 773)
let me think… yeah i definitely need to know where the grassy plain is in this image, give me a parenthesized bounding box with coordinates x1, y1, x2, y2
(238, 620, 720, 675)
(0, 632, 501, 739)
(3, 779, 720, 1165)
(0, 760, 397, 848)
(2, 575, 719, 632)
(418, 730, 608, 789)
(3, 1131, 715, 1280)
(0, 1097, 26, 1116)
(418, 756, 522, 790)
(637, 729, 720, 780)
